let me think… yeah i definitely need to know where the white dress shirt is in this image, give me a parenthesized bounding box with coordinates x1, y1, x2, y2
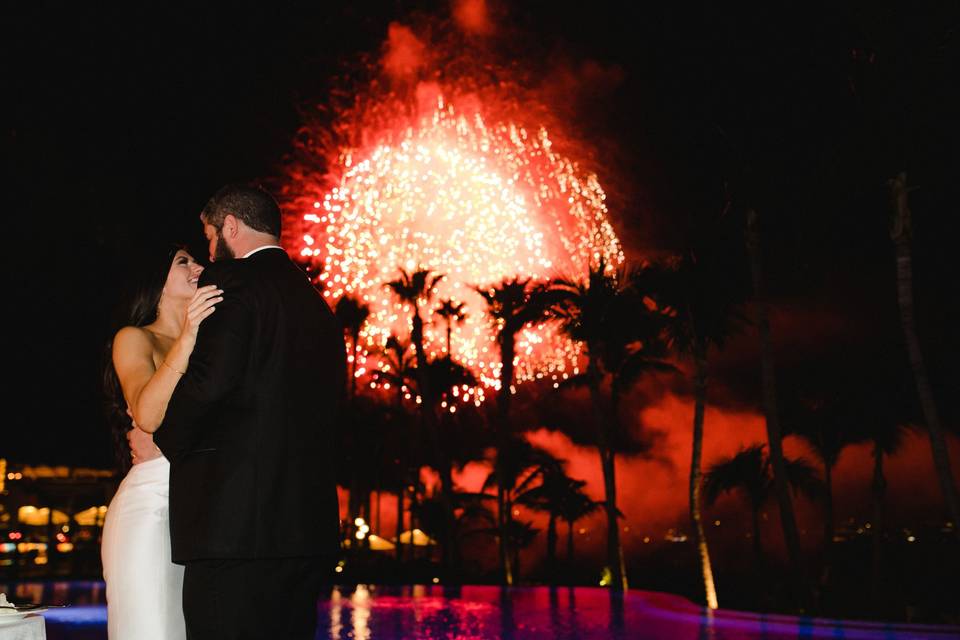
(241, 245, 284, 259)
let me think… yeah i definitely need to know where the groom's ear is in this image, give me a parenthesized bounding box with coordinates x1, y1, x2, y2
(222, 214, 240, 239)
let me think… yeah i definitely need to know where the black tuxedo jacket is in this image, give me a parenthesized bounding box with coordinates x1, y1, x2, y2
(155, 248, 345, 563)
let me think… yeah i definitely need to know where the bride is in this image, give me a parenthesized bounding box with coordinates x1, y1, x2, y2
(101, 246, 222, 639)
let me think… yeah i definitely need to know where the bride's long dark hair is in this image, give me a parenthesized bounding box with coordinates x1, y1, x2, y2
(102, 244, 186, 473)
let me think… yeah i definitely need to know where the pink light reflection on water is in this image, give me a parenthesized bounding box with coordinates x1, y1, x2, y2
(7, 581, 959, 639)
(318, 585, 960, 640)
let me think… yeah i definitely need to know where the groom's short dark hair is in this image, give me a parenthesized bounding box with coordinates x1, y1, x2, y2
(202, 184, 282, 237)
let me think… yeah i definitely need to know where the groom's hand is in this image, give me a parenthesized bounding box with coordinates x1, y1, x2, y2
(128, 425, 162, 465)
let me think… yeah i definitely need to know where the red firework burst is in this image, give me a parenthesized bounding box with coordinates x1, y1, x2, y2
(276, 32, 624, 402)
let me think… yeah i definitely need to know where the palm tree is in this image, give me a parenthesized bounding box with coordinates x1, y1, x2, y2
(373, 335, 418, 408)
(372, 334, 417, 562)
(515, 460, 597, 582)
(783, 392, 862, 562)
(504, 519, 540, 578)
(514, 455, 566, 572)
(422, 356, 477, 401)
(435, 299, 467, 358)
(475, 277, 555, 585)
(862, 415, 912, 602)
(335, 295, 373, 529)
(551, 262, 675, 592)
(423, 355, 482, 567)
(646, 250, 745, 609)
(888, 173, 960, 534)
(557, 480, 602, 566)
(704, 444, 823, 568)
(338, 396, 395, 546)
(745, 209, 807, 597)
(385, 268, 458, 568)
(385, 268, 445, 395)
(481, 436, 559, 583)
(335, 294, 370, 402)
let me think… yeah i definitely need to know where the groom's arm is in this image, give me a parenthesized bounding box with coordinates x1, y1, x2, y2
(154, 263, 253, 461)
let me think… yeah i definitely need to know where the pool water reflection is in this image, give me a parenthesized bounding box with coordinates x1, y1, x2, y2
(4, 582, 958, 639)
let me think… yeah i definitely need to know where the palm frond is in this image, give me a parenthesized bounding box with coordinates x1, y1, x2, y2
(703, 444, 768, 509)
(784, 457, 826, 501)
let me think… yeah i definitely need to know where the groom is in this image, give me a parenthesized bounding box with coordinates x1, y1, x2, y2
(151, 184, 344, 639)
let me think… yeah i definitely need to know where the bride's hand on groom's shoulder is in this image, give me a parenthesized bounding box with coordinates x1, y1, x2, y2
(179, 285, 223, 348)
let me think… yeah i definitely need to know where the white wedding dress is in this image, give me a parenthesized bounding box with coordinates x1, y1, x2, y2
(101, 455, 186, 640)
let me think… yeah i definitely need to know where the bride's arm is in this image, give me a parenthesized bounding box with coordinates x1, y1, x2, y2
(112, 327, 186, 433)
(113, 285, 222, 433)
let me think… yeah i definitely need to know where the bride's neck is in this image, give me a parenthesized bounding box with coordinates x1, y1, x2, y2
(149, 300, 186, 340)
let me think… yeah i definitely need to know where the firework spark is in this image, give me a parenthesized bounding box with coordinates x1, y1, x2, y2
(283, 95, 623, 401)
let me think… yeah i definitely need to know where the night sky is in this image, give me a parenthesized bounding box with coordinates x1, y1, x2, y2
(6, 0, 958, 509)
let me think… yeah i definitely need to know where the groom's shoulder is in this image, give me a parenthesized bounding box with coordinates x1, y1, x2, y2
(197, 258, 252, 290)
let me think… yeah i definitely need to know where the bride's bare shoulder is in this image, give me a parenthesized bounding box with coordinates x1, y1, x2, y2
(113, 326, 155, 355)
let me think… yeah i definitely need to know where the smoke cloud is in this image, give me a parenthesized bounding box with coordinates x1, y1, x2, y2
(382, 22, 427, 80)
(452, 0, 493, 36)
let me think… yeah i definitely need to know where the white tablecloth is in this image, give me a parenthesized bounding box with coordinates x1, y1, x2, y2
(0, 615, 45, 640)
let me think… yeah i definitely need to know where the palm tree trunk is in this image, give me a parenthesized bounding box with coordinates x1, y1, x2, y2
(823, 463, 834, 551)
(567, 519, 575, 566)
(547, 512, 558, 573)
(690, 343, 719, 609)
(396, 483, 404, 562)
(350, 329, 359, 401)
(498, 482, 513, 584)
(590, 354, 627, 591)
(410, 486, 420, 562)
(439, 457, 458, 568)
(888, 172, 960, 534)
(496, 333, 517, 585)
(395, 387, 406, 563)
(600, 448, 626, 590)
(348, 470, 362, 535)
(412, 312, 456, 570)
(751, 507, 764, 568)
(871, 442, 886, 605)
(746, 208, 808, 602)
(512, 521, 521, 581)
(820, 462, 835, 590)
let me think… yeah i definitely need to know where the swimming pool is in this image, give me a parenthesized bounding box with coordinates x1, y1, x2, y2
(5, 582, 959, 639)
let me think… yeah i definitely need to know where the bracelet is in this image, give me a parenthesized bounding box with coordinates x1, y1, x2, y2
(162, 360, 186, 375)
